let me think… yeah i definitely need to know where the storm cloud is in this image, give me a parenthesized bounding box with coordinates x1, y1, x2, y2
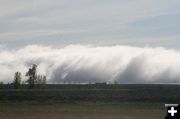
(0, 44, 180, 84)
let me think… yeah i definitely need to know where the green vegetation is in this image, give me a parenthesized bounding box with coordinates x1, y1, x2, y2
(1, 64, 47, 89)
(13, 72, 21, 89)
(25, 64, 46, 89)
(0, 84, 179, 103)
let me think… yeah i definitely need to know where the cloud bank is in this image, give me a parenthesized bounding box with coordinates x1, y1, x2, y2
(0, 44, 180, 84)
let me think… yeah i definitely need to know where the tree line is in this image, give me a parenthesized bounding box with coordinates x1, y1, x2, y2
(1, 64, 46, 89)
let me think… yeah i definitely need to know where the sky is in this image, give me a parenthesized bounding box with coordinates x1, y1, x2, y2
(1, 0, 180, 84)
(0, 0, 180, 48)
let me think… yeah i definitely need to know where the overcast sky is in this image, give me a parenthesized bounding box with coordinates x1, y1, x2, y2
(0, 0, 180, 48)
(1, 0, 180, 83)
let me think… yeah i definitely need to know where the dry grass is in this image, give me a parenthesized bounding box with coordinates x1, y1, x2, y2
(0, 102, 164, 119)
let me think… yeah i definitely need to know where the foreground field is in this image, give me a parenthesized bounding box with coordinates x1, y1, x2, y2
(0, 102, 164, 119)
(0, 84, 178, 119)
(0, 84, 180, 103)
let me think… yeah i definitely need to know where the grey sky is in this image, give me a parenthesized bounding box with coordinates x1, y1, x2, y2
(0, 0, 180, 48)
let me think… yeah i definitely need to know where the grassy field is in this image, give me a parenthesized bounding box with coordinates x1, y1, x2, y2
(0, 84, 178, 119)
(0, 84, 180, 103)
(0, 102, 164, 119)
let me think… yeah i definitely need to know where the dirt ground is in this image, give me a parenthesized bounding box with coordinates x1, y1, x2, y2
(0, 102, 164, 119)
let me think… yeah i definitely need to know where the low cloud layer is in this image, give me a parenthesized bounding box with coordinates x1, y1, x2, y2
(0, 45, 180, 84)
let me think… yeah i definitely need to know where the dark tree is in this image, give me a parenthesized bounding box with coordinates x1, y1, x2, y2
(13, 72, 21, 89)
(0, 81, 3, 85)
(36, 75, 47, 84)
(35, 75, 47, 89)
(26, 64, 37, 89)
(0, 81, 3, 89)
(43, 76, 47, 84)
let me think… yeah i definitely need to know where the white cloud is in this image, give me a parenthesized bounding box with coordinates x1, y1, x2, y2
(0, 44, 180, 84)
